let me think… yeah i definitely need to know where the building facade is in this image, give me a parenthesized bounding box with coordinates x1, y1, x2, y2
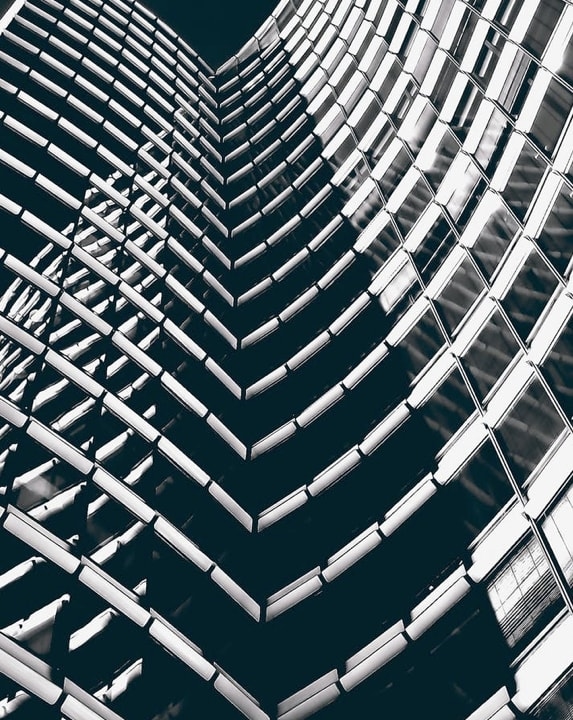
(0, 0, 572, 718)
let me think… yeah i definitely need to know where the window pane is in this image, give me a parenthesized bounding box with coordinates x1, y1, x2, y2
(536, 180, 573, 277)
(502, 139, 547, 221)
(471, 202, 519, 281)
(522, 0, 565, 59)
(529, 77, 573, 157)
(542, 314, 573, 416)
(502, 248, 559, 342)
(434, 257, 485, 334)
(543, 485, 573, 585)
(487, 536, 563, 650)
(496, 379, 566, 486)
(461, 310, 519, 402)
(451, 440, 513, 542)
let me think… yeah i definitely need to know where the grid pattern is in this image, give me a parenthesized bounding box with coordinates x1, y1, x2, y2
(0, 0, 572, 718)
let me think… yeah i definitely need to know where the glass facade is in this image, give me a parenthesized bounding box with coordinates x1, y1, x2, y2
(0, 0, 571, 718)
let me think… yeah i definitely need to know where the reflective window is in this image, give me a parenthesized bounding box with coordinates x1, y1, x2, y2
(493, 0, 522, 33)
(529, 77, 573, 157)
(434, 256, 485, 334)
(498, 49, 537, 119)
(532, 669, 573, 720)
(488, 535, 563, 649)
(420, 366, 476, 445)
(496, 379, 566, 487)
(556, 22, 573, 89)
(450, 8, 479, 64)
(379, 144, 411, 198)
(473, 26, 505, 90)
(471, 202, 519, 281)
(502, 139, 547, 221)
(451, 440, 513, 542)
(536, 180, 573, 276)
(394, 175, 432, 236)
(522, 0, 565, 60)
(423, 128, 459, 190)
(397, 305, 446, 380)
(542, 313, 573, 416)
(413, 215, 456, 285)
(410, 34, 438, 84)
(451, 78, 483, 141)
(473, 107, 511, 176)
(461, 310, 519, 402)
(543, 485, 573, 587)
(502, 248, 559, 341)
(431, 55, 460, 111)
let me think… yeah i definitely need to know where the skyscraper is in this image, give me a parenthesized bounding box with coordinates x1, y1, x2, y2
(0, 0, 572, 718)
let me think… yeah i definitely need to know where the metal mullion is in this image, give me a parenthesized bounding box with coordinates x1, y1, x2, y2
(529, 516, 573, 616)
(7, 230, 78, 418)
(77, 127, 141, 471)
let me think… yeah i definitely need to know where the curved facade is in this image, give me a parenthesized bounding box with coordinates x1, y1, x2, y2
(0, 0, 573, 718)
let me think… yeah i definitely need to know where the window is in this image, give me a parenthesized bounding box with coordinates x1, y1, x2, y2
(496, 379, 566, 487)
(542, 314, 573, 416)
(502, 139, 547, 221)
(450, 7, 479, 64)
(536, 180, 573, 276)
(543, 485, 573, 586)
(413, 215, 456, 285)
(522, 0, 565, 60)
(487, 535, 563, 649)
(396, 304, 446, 380)
(494, 0, 522, 33)
(473, 26, 505, 90)
(498, 49, 537, 119)
(470, 202, 519, 281)
(420, 366, 476, 444)
(501, 248, 559, 342)
(529, 77, 573, 157)
(461, 311, 519, 402)
(532, 667, 573, 720)
(434, 256, 485, 334)
(451, 440, 513, 542)
(422, 127, 459, 190)
(473, 106, 511, 176)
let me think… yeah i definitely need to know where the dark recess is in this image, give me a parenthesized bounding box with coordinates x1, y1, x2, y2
(141, 0, 280, 69)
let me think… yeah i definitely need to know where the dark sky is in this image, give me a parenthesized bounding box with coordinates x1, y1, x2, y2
(141, 1, 280, 68)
